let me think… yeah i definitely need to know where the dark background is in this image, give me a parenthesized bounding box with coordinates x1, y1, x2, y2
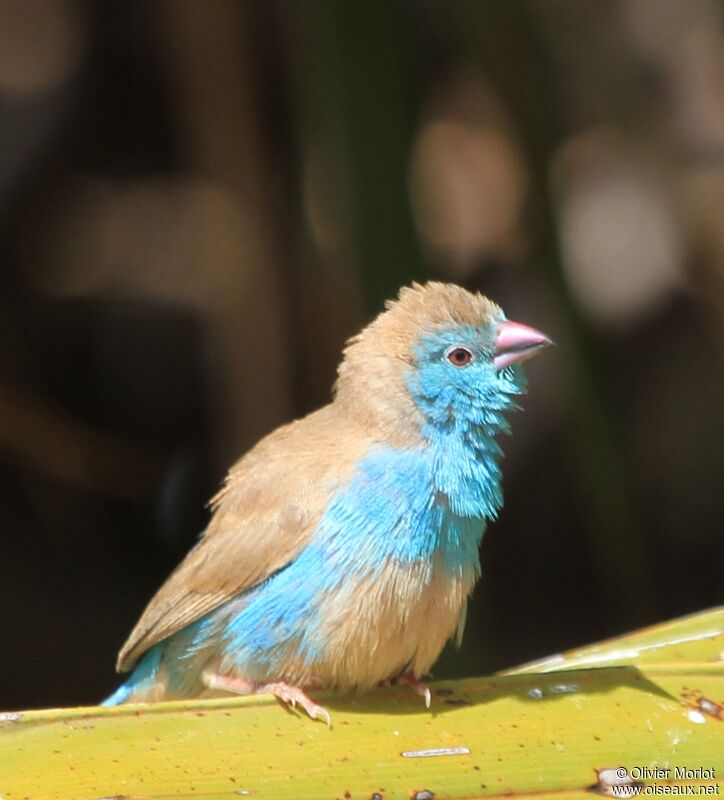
(1, 0, 723, 711)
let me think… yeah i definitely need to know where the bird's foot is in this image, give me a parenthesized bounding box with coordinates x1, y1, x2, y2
(257, 682, 332, 727)
(390, 672, 432, 709)
(202, 671, 331, 727)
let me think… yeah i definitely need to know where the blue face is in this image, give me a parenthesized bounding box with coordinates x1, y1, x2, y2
(406, 322, 527, 435)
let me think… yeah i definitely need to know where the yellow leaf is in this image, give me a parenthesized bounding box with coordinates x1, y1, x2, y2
(1, 608, 722, 799)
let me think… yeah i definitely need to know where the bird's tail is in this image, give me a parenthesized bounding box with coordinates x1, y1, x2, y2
(101, 646, 163, 706)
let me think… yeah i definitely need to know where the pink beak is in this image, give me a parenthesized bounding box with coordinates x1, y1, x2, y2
(494, 320, 554, 369)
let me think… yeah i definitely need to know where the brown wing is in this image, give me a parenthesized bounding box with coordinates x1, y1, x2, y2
(117, 406, 368, 672)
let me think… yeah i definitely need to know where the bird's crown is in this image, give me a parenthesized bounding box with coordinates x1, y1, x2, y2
(339, 282, 502, 368)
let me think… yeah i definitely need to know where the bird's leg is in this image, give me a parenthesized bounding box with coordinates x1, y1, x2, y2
(202, 671, 331, 727)
(202, 671, 256, 694)
(391, 672, 432, 708)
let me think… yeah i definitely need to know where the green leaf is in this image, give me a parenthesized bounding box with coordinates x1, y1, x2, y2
(1, 608, 722, 799)
(506, 606, 724, 672)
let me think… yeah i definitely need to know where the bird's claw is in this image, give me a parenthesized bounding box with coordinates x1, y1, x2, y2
(259, 682, 332, 728)
(312, 705, 332, 728)
(391, 672, 432, 709)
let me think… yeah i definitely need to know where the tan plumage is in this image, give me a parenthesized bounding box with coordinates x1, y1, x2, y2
(107, 281, 556, 727)
(117, 282, 503, 674)
(117, 406, 369, 671)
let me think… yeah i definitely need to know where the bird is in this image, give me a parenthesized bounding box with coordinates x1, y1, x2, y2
(103, 282, 552, 725)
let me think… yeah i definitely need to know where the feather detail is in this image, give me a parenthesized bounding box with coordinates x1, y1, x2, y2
(116, 405, 369, 671)
(108, 282, 550, 713)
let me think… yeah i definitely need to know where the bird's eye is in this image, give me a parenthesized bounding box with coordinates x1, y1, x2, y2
(446, 347, 473, 367)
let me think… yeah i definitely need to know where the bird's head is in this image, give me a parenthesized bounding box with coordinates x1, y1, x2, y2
(334, 282, 552, 445)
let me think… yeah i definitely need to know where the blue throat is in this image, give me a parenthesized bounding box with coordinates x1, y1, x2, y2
(406, 328, 527, 523)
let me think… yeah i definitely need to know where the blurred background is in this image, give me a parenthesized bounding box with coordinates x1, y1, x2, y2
(1, 0, 723, 711)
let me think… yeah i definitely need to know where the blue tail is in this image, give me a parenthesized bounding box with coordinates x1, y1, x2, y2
(101, 646, 162, 706)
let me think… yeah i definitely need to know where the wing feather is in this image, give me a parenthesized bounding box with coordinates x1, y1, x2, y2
(117, 406, 367, 672)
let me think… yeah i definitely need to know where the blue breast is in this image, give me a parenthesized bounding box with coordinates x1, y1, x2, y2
(196, 434, 499, 677)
